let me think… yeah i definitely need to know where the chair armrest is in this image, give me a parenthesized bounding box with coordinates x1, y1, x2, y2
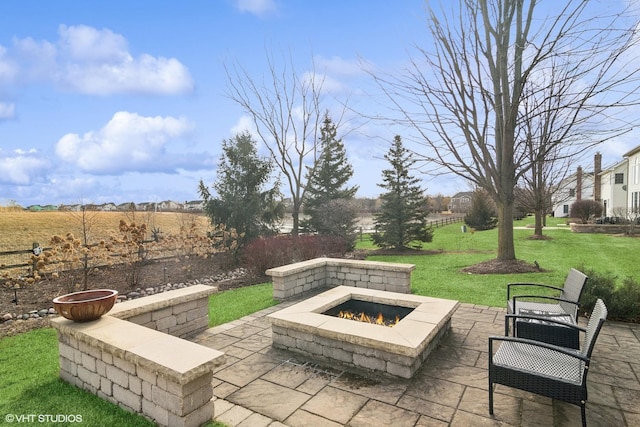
(505, 314, 586, 336)
(507, 283, 563, 299)
(488, 335, 587, 362)
(511, 295, 581, 307)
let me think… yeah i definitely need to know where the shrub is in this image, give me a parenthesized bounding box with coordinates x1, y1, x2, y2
(240, 235, 351, 276)
(570, 200, 603, 224)
(580, 267, 640, 322)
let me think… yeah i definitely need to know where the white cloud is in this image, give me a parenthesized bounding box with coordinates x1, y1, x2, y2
(55, 111, 212, 174)
(315, 56, 364, 77)
(58, 24, 130, 63)
(0, 45, 18, 82)
(234, 0, 278, 17)
(0, 149, 51, 185)
(7, 24, 194, 95)
(230, 115, 256, 136)
(0, 102, 15, 120)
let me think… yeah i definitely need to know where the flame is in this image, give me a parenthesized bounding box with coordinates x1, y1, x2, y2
(336, 310, 399, 327)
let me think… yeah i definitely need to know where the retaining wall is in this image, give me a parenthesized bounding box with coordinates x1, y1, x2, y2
(266, 257, 415, 301)
(51, 285, 224, 427)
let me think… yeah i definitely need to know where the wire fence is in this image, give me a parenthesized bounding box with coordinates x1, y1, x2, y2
(1, 215, 466, 279)
(0, 240, 196, 280)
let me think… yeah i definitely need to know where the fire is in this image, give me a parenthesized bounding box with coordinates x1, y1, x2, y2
(338, 310, 400, 327)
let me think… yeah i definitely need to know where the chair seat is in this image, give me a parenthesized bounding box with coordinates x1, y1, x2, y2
(493, 341, 585, 384)
(508, 300, 570, 318)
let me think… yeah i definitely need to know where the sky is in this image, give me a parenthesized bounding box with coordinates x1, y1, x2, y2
(0, 0, 638, 208)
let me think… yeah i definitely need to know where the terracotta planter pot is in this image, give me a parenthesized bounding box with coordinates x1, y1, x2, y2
(53, 289, 118, 322)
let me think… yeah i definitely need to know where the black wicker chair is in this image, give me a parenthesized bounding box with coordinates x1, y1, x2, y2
(506, 268, 588, 335)
(489, 299, 607, 427)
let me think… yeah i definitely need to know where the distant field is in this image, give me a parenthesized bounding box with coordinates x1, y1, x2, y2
(0, 210, 210, 251)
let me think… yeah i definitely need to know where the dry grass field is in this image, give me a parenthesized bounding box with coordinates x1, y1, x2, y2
(0, 210, 210, 251)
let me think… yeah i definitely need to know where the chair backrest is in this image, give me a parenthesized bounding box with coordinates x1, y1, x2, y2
(581, 299, 607, 358)
(559, 268, 588, 316)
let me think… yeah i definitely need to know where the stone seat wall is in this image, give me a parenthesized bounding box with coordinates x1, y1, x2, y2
(51, 285, 224, 427)
(266, 257, 416, 301)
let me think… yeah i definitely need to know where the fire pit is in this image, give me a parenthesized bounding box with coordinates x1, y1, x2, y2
(323, 299, 413, 327)
(268, 286, 458, 378)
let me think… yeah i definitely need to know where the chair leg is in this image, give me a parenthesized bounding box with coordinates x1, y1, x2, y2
(488, 382, 494, 414)
(581, 402, 586, 427)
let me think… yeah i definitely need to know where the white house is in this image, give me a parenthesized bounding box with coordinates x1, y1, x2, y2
(624, 145, 640, 217)
(552, 166, 595, 217)
(598, 159, 628, 217)
(448, 192, 474, 213)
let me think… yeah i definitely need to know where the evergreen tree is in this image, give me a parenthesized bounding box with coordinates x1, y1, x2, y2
(373, 135, 433, 250)
(198, 131, 283, 244)
(302, 114, 358, 243)
(464, 190, 498, 230)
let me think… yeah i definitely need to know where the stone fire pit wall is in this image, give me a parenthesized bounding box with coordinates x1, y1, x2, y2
(266, 257, 416, 301)
(51, 285, 225, 427)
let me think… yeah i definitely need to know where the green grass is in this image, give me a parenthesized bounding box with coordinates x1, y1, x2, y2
(365, 218, 639, 307)
(208, 282, 277, 326)
(0, 329, 154, 427)
(3, 218, 638, 426)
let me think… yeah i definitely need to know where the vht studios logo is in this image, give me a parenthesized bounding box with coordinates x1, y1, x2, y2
(5, 414, 83, 423)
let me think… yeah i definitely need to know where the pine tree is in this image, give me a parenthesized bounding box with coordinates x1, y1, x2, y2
(373, 135, 433, 250)
(302, 114, 358, 242)
(198, 131, 283, 243)
(464, 190, 498, 230)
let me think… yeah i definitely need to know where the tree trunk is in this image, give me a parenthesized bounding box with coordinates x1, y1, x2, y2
(534, 210, 544, 236)
(291, 203, 300, 236)
(497, 201, 516, 261)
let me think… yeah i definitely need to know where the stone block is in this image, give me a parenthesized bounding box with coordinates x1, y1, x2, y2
(77, 365, 101, 390)
(152, 384, 182, 415)
(353, 353, 386, 372)
(136, 366, 157, 386)
(95, 359, 106, 377)
(58, 342, 75, 362)
(113, 383, 142, 412)
(386, 361, 414, 379)
(172, 300, 197, 315)
(156, 315, 178, 331)
(128, 312, 152, 325)
(114, 356, 136, 374)
(167, 400, 213, 427)
(151, 306, 173, 321)
(322, 345, 353, 363)
(106, 364, 129, 388)
(79, 341, 102, 359)
(142, 398, 170, 426)
(296, 338, 323, 355)
(130, 375, 142, 396)
(81, 352, 96, 372)
(59, 355, 76, 377)
(186, 306, 207, 322)
(100, 377, 112, 396)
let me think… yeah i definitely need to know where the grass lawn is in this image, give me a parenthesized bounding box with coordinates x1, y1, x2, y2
(3, 217, 638, 426)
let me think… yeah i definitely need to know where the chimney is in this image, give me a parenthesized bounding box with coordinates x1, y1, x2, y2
(576, 166, 583, 201)
(594, 152, 602, 202)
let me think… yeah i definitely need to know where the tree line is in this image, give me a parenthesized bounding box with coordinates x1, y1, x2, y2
(198, 115, 435, 251)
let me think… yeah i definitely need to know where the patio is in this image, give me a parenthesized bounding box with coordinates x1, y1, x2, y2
(193, 293, 640, 426)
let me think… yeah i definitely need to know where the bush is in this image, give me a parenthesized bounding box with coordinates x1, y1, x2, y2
(580, 267, 640, 322)
(570, 200, 603, 224)
(240, 235, 351, 277)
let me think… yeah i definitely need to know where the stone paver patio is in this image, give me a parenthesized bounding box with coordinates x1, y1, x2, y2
(192, 294, 640, 426)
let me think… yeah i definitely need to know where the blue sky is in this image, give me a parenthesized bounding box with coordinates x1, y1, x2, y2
(0, 0, 637, 207)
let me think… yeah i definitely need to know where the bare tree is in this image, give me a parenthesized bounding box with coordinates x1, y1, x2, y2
(373, 0, 640, 262)
(225, 51, 343, 235)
